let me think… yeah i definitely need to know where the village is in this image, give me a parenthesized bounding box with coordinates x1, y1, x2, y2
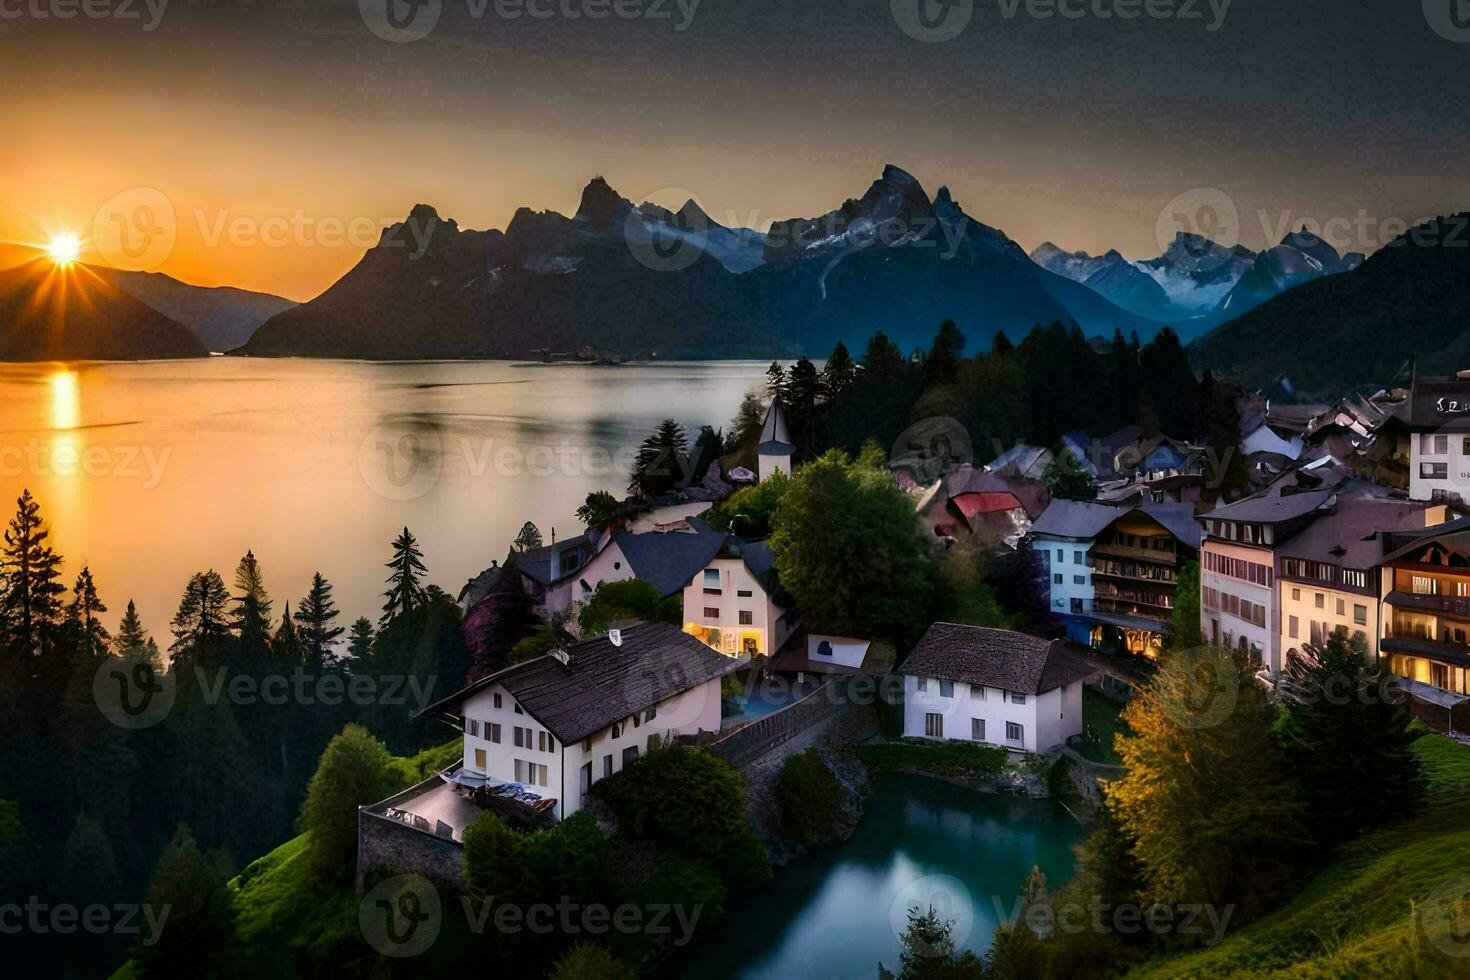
(352, 359, 1470, 967)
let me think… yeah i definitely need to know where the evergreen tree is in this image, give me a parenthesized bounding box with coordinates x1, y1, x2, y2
(300, 724, 394, 881)
(688, 425, 725, 485)
(1195, 370, 1249, 504)
(513, 521, 544, 554)
(271, 602, 305, 665)
(880, 905, 985, 979)
(1278, 629, 1426, 851)
(862, 331, 906, 383)
(1, 489, 66, 657)
(168, 570, 232, 664)
(294, 572, 344, 670)
(132, 824, 236, 979)
(67, 565, 109, 658)
(991, 329, 1015, 357)
(231, 550, 273, 646)
(1165, 560, 1204, 652)
(724, 390, 766, 470)
(627, 419, 690, 498)
(381, 527, 428, 626)
(1106, 328, 1142, 431)
(346, 617, 375, 667)
(821, 340, 857, 396)
(786, 357, 822, 452)
(765, 360, 788, 400)
(926, 319, 966, 385)
(114, 599, 151, 656)
(1138, 327, 1197, 437)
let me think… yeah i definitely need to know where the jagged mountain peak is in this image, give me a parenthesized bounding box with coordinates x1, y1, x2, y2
(575, 176, 633, 226)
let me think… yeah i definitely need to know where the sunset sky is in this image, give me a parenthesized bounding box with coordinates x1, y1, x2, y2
(3, 0, 1469, 301)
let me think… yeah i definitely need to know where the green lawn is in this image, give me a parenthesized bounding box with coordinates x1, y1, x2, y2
(1076, 686, 1128, 766)
(1125, 732, 1470, 979)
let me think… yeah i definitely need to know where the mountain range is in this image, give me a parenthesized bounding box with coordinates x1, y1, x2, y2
(1031, 229, 1364, 329)
(0, 244, 296, 359)
(1188, 213, 1470, 399)
(239, 166, 1167, 359)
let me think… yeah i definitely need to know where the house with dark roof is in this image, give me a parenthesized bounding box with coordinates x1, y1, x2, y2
(898, 623, 1096, 753)
(1029, 499, 1201, 660)
(1377, 370, 1470, 505)
(681, 534, 796, 657)
(412, 621, 737, 821)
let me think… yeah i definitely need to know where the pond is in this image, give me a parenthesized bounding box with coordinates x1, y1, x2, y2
(675, 773, 1084, 979)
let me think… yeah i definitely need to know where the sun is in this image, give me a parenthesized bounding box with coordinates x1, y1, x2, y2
(47, 232, 81, 266)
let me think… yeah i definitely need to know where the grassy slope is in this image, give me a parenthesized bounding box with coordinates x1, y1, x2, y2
(1127, 734, 1470, 979)
(111, 740, 462, 979)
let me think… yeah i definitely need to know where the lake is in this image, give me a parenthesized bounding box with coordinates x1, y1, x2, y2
(675, 774, 1083, 979)
(0, 358, 766, 636)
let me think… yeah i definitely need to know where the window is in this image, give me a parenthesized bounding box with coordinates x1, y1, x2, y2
(1056, 549, 1064, 562)
(939, 680, 954, 698)
(1010, 692, 1026, 705)
(704, 607, 720, 619)
(1354, 604, 1368, 626)
(703, 569, 721, 591)
(465, 718, 479, 737)
(1074, 551, 1083, 565)
(1006, 722, 1024, 743)
(738, 610, 754, 625)
(1291, 588, 1300, 601)
(513, 727, 525, 748)
(474, 748, 487, 769)
(622, 746, 640, 767)
(644, 706, 657, 723)
(917, 678, 928, 692)
(737, 589, 752, 598)
(1053, 574, 1063, 585)
(489, 723, 501, 744)
(580, 762, 592, 794)
(582, 737, 592, 752)
(1431, 662, 1450, 690)
(1315, 593, 1325, 609)
(538, 731, 549, 752)
(1423, 433, 1449, 454)
(632, 712, 641, 729)
(1412, 575, 1439, 595)
(1336, 598, 1345, 617)
(1422, 462, 1449, 480)
(970, 684, 985, 700)
(494, 692, 502, 709)
(1289, 616, 1299, 639)
(1073, 575, 1086, 585)
(925, 713, 944, 738)
(1342, 570, 1367, 589)
(603, 754, 613, 779)
(514, 702, 524, 715)
(971, 718, 985, 741)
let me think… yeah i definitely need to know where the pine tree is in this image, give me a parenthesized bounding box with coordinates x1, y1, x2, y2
(133, 825, 236, 979)
(346, 617, 375, 668)
(381, 527, 428, 626)
(168, 570, 232, 664)
(822, 340, 857, 397)
(294, 572, 344, 671)
(862, 331, 906, 383)
(513, 521, 543, 554)
(724, 390, 766, 469)
(68, 565, 109, 658)
(0, 489, 66, 657)
(926, 319, 966, 385)
(991, 330, 1015, 357)
(114, 599, 151, 656)
(627, 419, 689, 498)
(231, 550, 273, 646)
(765, 361, 788, 401)
(271, 601, 305, 665)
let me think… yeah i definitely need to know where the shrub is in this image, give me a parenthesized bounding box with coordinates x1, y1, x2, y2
(776, 749, 843, 846)
(857, 738, 1009, 777)
(549, 943, 637, 980)
(299, 724, 395, 881)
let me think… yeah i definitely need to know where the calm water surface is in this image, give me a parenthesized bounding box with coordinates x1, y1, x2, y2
(676, 774, 1083, 980)
(0, 358, 764, 634)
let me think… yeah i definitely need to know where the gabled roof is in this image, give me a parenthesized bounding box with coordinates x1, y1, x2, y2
(516, 528, 602, 586)
(1382, 513, 1470, 565)
(1277, 482, 1433, 570)
(1204, 473, 1345, 525)
(1138, 501, 1203, 550)
(610, 519, 729, 597)
(898, 623, 1095, 696)
(758, 398, 795, 455)
(1030, 499, 1129, 540)
(417, 621, 736, 744)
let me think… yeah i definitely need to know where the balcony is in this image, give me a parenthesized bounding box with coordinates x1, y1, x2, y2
(1385, 590, 1470, 620)
(1091, 542, 1177, 565)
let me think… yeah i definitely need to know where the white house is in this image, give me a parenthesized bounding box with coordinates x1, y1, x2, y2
(682, 535, 795, 657)
(757, 397, 794, 481)
(416, 622, 732, 820)
(899, 623, 1095, 754)
(1388, 372, 1470, 505)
